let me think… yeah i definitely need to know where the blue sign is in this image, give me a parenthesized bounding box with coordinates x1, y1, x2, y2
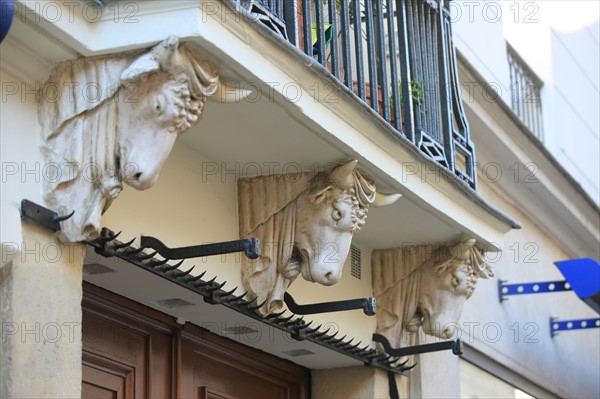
(0, 0, 15, 43)
(554, 258, 600, 298)
(555, 258, 600, 314)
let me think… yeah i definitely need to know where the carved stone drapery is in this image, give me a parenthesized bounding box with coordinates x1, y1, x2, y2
(39, 36, 248, 242)
(238, 160, 401, 315)
(372, 239, 493, 348)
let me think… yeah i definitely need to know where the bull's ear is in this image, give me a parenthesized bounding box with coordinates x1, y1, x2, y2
(472, 244, 494, 278)
(310, 186, 332, 204)
(449, 239, 476, 261)
(120, 55, 160, 82)
(330, 160, 358, 189)
(120, 36, 179, 82)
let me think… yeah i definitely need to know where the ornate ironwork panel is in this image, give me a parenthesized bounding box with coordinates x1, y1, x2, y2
(273, 0, 477, 188)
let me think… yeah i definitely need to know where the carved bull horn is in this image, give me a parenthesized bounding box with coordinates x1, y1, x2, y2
(210, 81, 254, 103)
(371, 192, 402, 207)
(330, 160, 358, 189)
(449, 238, 476, 261)
(120, 36, 178, 82)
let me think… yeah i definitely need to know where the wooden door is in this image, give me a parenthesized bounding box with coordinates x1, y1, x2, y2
(82, 283, 310, 399)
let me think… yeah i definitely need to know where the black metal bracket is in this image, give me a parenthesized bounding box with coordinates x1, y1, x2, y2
(284, 292, 376, 316)
(140, 235, 260, 260)
(373, 333, 463, 357)
(20, 199, 74, 232)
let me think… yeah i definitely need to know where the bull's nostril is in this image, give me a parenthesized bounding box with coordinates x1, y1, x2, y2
(325, 272, 333, 280)
(133, 172, 143, 181)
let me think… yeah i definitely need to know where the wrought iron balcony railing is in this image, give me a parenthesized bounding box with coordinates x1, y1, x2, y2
(507, 44, 544, 141)
(240, 0, 477, 189)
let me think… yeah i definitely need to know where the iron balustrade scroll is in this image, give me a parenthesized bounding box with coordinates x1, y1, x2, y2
(232, 0, 477, 188)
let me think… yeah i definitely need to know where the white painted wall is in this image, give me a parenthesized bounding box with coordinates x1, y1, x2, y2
(547, 17, 599, 203)
(459, 171, 600, 398)
(452, 0, 512, 105)
(0, 38, 50, 265)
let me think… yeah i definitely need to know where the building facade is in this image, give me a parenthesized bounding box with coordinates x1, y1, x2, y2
(1, 0, 598, 398)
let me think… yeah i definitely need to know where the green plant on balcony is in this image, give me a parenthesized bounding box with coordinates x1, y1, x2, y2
(393, 79, 425, 108)
(382, 78, 426, 127)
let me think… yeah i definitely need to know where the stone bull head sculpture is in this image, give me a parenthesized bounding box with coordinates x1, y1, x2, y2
(239, 160, 401, 314)
(40, 36, 250, 242)
(372, 239, 493, 347)
(415, 239, 493, 338)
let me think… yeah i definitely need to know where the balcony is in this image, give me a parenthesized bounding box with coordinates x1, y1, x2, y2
(238, 0, 477, 188)
(507, 43, 544, 141)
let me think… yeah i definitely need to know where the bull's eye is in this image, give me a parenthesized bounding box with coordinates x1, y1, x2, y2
(331, 208, 342, 221)
(152, 94, 166, 115)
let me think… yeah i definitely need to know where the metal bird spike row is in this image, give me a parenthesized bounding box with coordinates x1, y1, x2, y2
(84, 228, 413, 373)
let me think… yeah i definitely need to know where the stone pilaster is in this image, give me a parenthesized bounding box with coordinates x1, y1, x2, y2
(0, 222, 84, 398)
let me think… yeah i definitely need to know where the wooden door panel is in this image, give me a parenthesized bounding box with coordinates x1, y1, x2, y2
(82, 312, 148, 398)
(82, 362, 132, 399)
(81, 382, 118, 399)
(199, 386, 239, 399)
(82, 349, 135, 399)
(82, 284, 175, 399)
